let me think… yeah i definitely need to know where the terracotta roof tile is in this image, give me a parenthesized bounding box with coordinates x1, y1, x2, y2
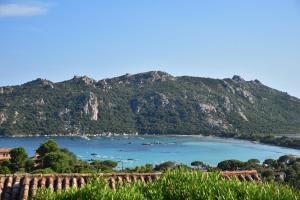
(0, 170, 260, 200)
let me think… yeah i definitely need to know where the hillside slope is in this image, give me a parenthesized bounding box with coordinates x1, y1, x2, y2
(0, 71, 300, 136)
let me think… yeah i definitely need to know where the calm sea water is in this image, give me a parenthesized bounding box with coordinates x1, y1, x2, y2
(1, 135, 300, 169)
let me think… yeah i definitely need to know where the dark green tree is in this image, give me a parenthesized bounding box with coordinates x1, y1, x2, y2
(25, 159, 35, 172)
(263, 159, 277, 167)
(261, 169, 274, 181)
(217, 160, 244, 170)
(244, 159, 260, 169)
(9, 147, 28, 172)
(191, 161, 210, 170)
(90, 160, 117, 172)
(154, 161, 176, 171)
(278, 155, 296, 164)
(101, 160, 118, 168)
(36, 139, 60, 157)
(145, 164, 154, 172)
(42, 151, 74, 173)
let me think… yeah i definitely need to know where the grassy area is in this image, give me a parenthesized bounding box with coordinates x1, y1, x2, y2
(33, 169, 300, 200)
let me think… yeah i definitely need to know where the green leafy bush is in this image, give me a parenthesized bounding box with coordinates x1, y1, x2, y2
(0, 166, 11, 174)
(31, 168, 54, 174)
(33, 169, 300, 200)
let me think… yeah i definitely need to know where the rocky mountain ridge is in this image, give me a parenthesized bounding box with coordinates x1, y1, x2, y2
(0, 71, 300, 136)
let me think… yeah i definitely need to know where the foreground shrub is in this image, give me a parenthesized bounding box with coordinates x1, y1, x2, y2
(0, 166, 11, 174)
(31, 168, 54, 174)
(34, 169, 300, 200)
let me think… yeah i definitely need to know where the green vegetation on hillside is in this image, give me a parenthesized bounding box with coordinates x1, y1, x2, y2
(33, 169, 300, 200)
(1, 71, 300, 142)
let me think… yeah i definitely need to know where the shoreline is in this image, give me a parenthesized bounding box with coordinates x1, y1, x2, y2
(1, 133, 300, 151)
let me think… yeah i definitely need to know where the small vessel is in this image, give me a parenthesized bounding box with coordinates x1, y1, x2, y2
(80, 135, 90, 140)
(142, 141, 164, 145)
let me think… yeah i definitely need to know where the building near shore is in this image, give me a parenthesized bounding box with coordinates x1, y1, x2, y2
(0, 148, 12, 161)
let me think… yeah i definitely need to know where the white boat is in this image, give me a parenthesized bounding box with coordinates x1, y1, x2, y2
(80, 135, 90, 140)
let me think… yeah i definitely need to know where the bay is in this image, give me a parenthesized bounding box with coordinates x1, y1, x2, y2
(1, 135, 300, 169)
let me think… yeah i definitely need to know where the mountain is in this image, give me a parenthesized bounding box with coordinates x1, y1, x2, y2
(0, 71, 300, 137)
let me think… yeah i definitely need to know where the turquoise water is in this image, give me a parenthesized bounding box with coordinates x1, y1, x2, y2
(1, 135, 300, 169)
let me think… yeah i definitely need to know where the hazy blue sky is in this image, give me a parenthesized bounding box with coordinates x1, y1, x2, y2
(0, 0, 299, 97)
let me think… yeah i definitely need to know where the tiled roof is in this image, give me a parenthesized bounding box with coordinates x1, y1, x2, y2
(0, 170, 260, 200)
(222, 170, 261, 181)
(0, 149, 12, 153)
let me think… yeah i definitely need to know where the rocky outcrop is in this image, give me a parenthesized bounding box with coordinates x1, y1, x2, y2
(130, 99, 143, 114)
(219, 96, 233, 113)
(206, 116, 227, 130)
(59, 108, 71, 117)
(12, 111, 19, 124)
(35, 98, 45, 106)
(38, 111, 46, 120)
(232, 75, 245, 82)
(73, 76, 96, 86)
(238, 108, 249, 121)
(132, 71, 176, 83)
(0, 112, 7, 125)
(83, 92, 99, 121)
(156, 93, 170, 107)
(198, 103, 216, 114)
(40, 79, 54, 89)
(222, 81, 236, 94)
(235, 87, 255, 104)
(110, 71, 176, 86)
(24, 78, 54, 89)
(148, 71, 176, 82)
(0, 87, 14, 94)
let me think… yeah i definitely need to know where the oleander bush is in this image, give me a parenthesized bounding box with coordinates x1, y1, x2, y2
(33, 169, 300, 200)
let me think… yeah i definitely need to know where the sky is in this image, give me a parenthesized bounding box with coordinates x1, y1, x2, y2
(0, 0, 299, 97)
